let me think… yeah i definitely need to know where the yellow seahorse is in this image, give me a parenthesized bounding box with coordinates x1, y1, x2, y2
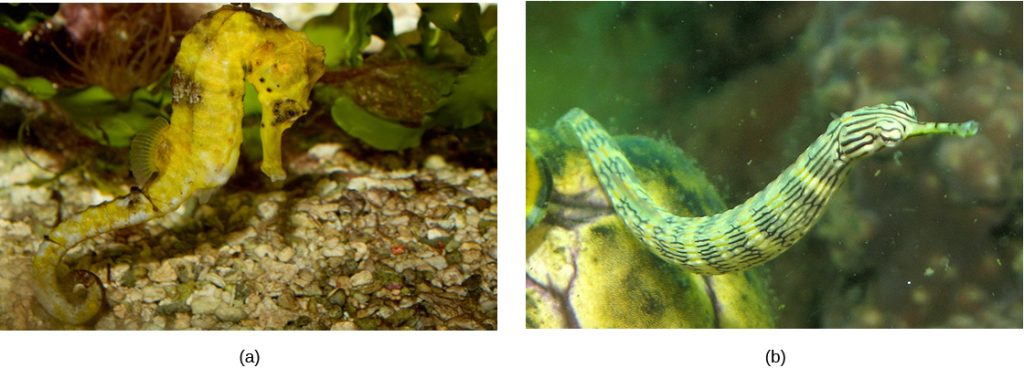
(33, 5, 325, 324)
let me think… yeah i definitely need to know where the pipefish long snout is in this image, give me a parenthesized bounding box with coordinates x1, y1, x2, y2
(562, 101, 978, 275)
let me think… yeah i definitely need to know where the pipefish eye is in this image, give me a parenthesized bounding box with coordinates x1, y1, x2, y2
(875, 118, 905, 146)
(893, 101, 916, 118)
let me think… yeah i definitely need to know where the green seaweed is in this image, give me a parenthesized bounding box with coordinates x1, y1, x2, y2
(302, 3, 386, 68)
(0, 64, 57, 99)
(51, 81, 171, 148)
(0, 3, 57, 33)
(314, 4, 497, 151)
(331, 95, 424, 150)
(425, 37, 497, 129)
(419, 3, 489, 56)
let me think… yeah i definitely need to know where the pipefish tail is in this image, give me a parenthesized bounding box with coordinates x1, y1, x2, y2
(560, 101, 978, 275)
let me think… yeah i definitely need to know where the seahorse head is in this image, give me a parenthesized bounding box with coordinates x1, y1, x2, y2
(248, 35, 327, 123)
(245, 21, 327, 181)
(828, 101, 978, 165)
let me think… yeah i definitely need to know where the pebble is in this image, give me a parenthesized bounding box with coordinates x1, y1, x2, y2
(150, 262, 178, 283)
(447, 318, 480, 330)
(423, 155, 447, 170)
(219, 244, 242, 257)
(335, 275, 351, 290)
(226, 227, 257, 246)
(94, 315, 117, 330)
(458, 241, 482, 252)
(252, 243, 274, 258)
(289, 212, 316, 229)
(262, 309, 298, 329)
(329, 290, 347, 307)
(294, 269, 315, 288)
(347, 177, 414, 191)
(316, 178, 340, 197)
(424, 255, 448, 270)
(191, 315, 217, 329)
(215, 305, 247, 323)
(350, 270, 374, 287)
(143, 316, 167, 330)
(321, 239, 346, 257)
(308, 143, 342, 160)
(388, 216, 409, 227)
(112, 304, 129, 319)
(156, 301, 191, 315)
(351, 242, 368, 261)
(277, 246, 295, 262)
(349, 293, 369, 308)
(331, 321, 357, 330)
(425, 300, 459, 321)
(190, 295, 220, 315)
(264, 262, 300, 282)
(427, 228, 449, 241)
(461, 250, 482, 264)
(142, 286, 167, 303)
(110, 263, 131, 282)
(276, 291, 298, 310)
(169, 314, 191, 329)
(0, 220, 31, 237)
(202, 273, 226, 289)
(439, 267, 465, 287)
(257, 201, 279, 220)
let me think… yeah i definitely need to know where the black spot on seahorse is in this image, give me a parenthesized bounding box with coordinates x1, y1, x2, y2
(272, 99, 301, 125)
(171, 69, 202, 106)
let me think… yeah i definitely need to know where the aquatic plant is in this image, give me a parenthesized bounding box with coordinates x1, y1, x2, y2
(54, 4, 184, 100)
(304, 3, 497, 151)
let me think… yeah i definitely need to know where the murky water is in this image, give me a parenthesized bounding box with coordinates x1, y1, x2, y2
(526, 1, 1022, 328)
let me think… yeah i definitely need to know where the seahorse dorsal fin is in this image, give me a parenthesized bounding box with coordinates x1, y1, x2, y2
(130, 117, 171, 188)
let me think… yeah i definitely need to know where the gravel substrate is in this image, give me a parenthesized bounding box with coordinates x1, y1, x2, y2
(0, 133, 497, 330)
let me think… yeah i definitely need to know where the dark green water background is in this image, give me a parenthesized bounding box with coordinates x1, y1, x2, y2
(527, 1, 1022, 328)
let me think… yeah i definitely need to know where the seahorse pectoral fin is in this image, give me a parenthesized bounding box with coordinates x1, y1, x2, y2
(130, 117, 172, 187)
(32, 240, 104, 325)
(259, 114, 294, 182)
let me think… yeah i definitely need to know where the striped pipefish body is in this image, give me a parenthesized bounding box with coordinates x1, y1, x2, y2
(561, 101, 978, 275)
